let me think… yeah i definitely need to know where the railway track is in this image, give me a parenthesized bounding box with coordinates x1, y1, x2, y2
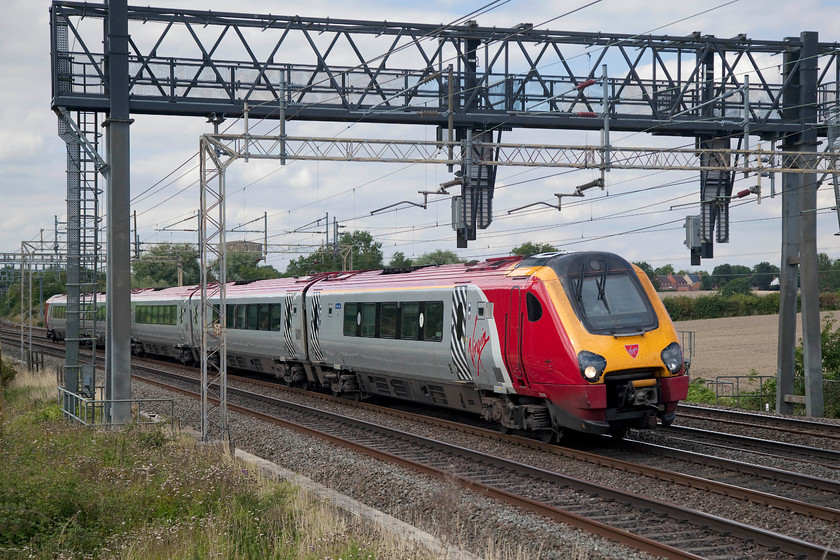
(5, 324, 840, 558)
(130, 366, 839, 560)
(659, 424, 840, 469)
(676, 403, 840, 451)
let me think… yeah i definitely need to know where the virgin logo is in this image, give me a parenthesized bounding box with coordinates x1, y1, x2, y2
(625, 344, 639, 358)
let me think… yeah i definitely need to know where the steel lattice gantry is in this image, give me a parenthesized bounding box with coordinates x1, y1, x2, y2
(50, 2, 840, 246)
(49, 1, 838, 423)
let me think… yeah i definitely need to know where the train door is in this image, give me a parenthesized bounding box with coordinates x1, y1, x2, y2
(450, 285, 473, 382)
(504, 287, 530, 388)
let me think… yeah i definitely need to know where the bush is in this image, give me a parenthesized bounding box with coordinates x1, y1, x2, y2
(724, 293, 761, 317)
(663, 296, 693, 321)
(820, 292, 840, 311)
(0, 359, 16, 389)
(692, 295, 727, 319)
(720, 277, 751, 297)
(685, 377, 717, 405)
(756, 292, 780, 314)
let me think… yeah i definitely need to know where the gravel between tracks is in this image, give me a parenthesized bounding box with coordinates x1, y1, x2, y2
(133, 377, 658, 560)
(133, 372, 839, 559)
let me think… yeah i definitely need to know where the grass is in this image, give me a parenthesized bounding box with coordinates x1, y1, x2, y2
(0, 361, 603, 560)
(0, 364, 442, 560)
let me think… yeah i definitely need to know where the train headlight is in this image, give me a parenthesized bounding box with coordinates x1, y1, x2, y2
(660, 342, 684, 374)
(577, 351, 607, 383)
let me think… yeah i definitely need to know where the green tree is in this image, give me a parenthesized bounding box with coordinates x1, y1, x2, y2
(221, 250, 281, 282)
(284, 230, 383, 276)
(132, 243, 199, 287)
(711, 263, 751, 290)
(817, 252, 840, 292)
(340, 230, 383, 270)
(388, 252, 413, 268)
(413, 250, 464, 266)
(720, 277, 751, 296)
(633, 261, 660, 291)
(751, 261, 780, 291)
(654, 264, 675, 275)
(510, 242, 558, 256)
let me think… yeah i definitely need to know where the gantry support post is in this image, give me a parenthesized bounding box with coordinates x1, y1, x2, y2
(797, 31, 823, 417)
(104, 0, 132, 423)
(777, 31, 823, 416)
(199, 135, 229, 444)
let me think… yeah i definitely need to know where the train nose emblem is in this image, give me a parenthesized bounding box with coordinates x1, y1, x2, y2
(625, 344, 639, 358)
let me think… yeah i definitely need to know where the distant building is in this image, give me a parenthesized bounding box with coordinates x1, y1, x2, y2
(683, 273, 702, 291)
(658, 272, 701, 292)
(226, 240, 263, 261)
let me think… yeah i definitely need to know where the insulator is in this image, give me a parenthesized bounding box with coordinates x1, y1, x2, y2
(418, 110, 440, 117)
(575, 111, 598, 117)
(576, 79, 597, 90)
(736, 188, 752, 198)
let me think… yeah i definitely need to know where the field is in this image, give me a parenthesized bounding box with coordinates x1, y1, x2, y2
(672, 310, 836, 381)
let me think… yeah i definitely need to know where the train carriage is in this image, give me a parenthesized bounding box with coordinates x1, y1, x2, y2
(131, 286, 196, 362)
(44, 251, 689, 440)
(216, 277, 313, 380)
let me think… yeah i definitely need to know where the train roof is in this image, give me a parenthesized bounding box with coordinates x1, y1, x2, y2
(43, 253, 634, 302)
(310, 256, 528, 292)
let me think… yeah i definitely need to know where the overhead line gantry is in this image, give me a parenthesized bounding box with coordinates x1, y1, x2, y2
(49, 0, 839, 434)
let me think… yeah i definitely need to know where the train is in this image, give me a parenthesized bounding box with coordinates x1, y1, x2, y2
(44, 251, 689, 441)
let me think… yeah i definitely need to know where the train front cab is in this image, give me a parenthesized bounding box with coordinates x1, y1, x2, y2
(520, 252, 689, 438)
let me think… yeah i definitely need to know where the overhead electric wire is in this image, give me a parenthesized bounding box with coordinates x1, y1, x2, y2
(121, 1, 837, 268)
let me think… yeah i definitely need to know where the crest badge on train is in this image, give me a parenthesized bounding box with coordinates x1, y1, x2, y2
(625, 344, 639, 358)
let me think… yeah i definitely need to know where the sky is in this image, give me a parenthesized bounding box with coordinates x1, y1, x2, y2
(3, 0, 840, 275)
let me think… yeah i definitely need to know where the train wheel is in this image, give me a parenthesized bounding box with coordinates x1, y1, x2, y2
(539, 430, 557, 444)
(497, 423, 511, 435)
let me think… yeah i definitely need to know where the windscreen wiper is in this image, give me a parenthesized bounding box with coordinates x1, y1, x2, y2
(596, 260, 610, 312)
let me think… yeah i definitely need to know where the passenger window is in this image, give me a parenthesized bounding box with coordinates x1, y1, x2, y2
(237, 305, 247, 330)
(401, 302, 420, 340)
(526, 292, 543, 322)
(258, 304, 271, 331)
(380, 303, 397, 339)
(247, 305, 258, 330)
(226, 305, 235, 329)
(424, 301, 443, 342)
(270, 304, 283, 331)
(360, 303, 377, 337)
(343, 303, 358, 336)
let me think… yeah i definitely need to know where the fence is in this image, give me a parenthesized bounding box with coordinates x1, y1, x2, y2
(57, 386, 175, 430)
(706, 375, 776, 410)
(677, 330, 695, 373)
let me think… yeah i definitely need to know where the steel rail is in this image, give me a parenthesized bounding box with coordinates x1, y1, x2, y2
(663, 425, 840, 467)
(237, 377, 840, 522)
(130, 371, 701, 560)
(130, 369, 840, 560)
(677, 403, 840, 441)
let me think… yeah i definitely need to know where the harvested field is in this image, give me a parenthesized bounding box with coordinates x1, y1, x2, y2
(672, 310, 836, 381)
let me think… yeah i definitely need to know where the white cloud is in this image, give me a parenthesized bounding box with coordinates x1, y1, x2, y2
(3, 0, 840, 273)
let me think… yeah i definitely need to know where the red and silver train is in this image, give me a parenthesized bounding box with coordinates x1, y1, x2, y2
(45, 251, 689, 440)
